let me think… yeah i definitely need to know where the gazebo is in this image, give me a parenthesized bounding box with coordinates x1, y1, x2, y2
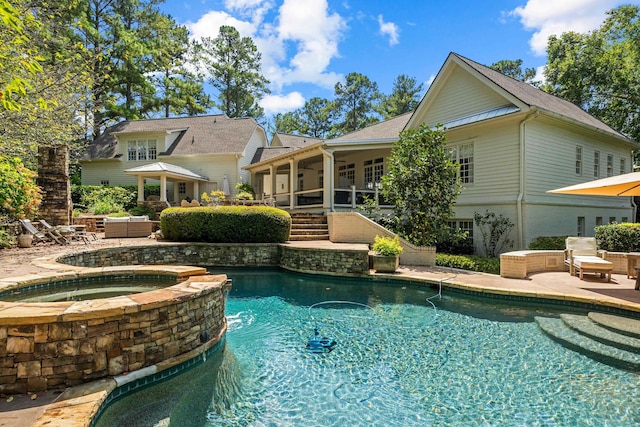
(124, 162, 209, 205)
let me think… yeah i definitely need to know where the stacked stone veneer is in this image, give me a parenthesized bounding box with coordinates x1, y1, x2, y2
(58, 243, 370, 275)
(37, 145, 72, 226)
(0, 272, 228, 394)
(500, 250, 628, 279)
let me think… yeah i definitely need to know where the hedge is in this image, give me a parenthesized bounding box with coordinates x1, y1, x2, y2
(435, 253, 501, 275)
(595, 223, 640, 252)
(160, 206, 291, 243)
(528, 236, 569, 250)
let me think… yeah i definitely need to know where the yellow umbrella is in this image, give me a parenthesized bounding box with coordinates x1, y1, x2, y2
(547, 172, 640, 196)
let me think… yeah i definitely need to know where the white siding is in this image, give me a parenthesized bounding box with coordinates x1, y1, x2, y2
(239, 128, 268, 187)
(419, 65, 512, 126)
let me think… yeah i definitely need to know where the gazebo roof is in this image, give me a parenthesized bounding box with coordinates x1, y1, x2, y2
(124, 162, 208, 181)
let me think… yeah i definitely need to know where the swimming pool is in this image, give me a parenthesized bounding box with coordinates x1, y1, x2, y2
(95, 268, 640, 426)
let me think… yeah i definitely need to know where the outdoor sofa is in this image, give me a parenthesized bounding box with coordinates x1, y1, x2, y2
(104, 216, 155, 238)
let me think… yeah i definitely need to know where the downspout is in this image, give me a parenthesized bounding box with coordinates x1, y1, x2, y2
(518, 109, 539, 250)
(319, 147, 335, 212)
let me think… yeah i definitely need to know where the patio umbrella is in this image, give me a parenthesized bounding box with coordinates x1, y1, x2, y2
(547, 172, 640, 196)
(222, 175, 231, 196)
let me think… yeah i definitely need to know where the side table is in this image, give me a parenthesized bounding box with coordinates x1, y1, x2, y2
(627, 252, 640, 279)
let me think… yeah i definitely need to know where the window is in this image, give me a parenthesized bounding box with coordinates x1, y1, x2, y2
(364, 158, 384, 185)
(596, 217, 603, 226)
(622, 217, 628, 223)
(609, 217, 616, 224)
(575, 146, 582, 175)
(127, 139, 157, 161)
(178, 182, 186, 195)
(447, 220, 474, 245)
(607, 154, 613, 177)
(620, 158, 626, 175)
(100, 179, 109, 186)
(593, 150, 600, 178)
(577, 217, 585, 237)
(449, 143, 474, 184)
(338, 163, 355, 187)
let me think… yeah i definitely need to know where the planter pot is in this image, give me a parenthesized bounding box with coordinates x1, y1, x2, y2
(372, 254, 400, 273)
(17, 234, 33, 248)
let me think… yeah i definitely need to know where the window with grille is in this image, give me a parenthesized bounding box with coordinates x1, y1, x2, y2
(596, 217, 603, 226)
(607, 154, 613, 177)
(449, 143, 474, 184)
(620, 158, 626, 174)
(178, 182, 186, 195)
(127, 139, 158, 161)
(100, 179, 109, 186)
(577, 217, 585, 236)
(338, 163, 355, 187)
(364, 158, 384, 185)
(609, 217, 616, 224)
(575, 146, 582, 175)
(594, 150, 600, 178)
(447, 219, 474, 245)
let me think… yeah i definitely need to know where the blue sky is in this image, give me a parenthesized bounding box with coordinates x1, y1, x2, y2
(161, 0, 639, 116)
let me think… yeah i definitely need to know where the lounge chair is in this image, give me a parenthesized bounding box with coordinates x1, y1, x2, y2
(564, 237, 612, 282)
(19, 219, 68, 245)
(39, 220, 90, 244)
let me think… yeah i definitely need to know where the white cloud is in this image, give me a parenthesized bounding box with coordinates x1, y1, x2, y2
(260, 91, 305, 114)
(510, 0, 623, 55)
(186, 10, 257, 40)
(377, 14, 399, 46)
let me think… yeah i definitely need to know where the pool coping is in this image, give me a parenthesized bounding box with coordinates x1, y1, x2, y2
(4, 244, 640, 426)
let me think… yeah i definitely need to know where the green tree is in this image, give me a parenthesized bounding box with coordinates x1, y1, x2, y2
(0, 156, 42, 219)
(332, 72, 381, 135)
(381, 124, 461, 246)
(146, 14, 212, 117)
(274, 97, 337, 138)
(196, 25, 270, 118)
(544, 5, 640, 140)
(0, 0, 90, 168)
(376, 74, 423, 119)
(489, 59, 537, 84)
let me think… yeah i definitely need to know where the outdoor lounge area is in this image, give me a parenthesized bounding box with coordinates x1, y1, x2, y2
(103, 215, 158, 238)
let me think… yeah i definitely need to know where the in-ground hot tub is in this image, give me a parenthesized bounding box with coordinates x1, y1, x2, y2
(0, 265, 230, 395)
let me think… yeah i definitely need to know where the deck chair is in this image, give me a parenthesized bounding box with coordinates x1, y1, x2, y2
(19, 219, 67, 245)
(564, 237, 612, 282)
(39, 220, 89, 244)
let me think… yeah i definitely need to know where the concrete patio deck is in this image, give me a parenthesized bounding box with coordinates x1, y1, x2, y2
(0, 236, 639, 426)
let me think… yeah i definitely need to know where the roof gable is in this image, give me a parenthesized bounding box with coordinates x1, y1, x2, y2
(408, 53, 631, 142)
(82, 114, 264, 160)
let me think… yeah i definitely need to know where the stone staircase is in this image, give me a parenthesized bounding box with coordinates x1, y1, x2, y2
(289, 213, 329, 241)
(535, 312, 640, 371)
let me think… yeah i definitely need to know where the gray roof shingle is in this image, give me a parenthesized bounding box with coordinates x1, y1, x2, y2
(82, 114, 261, 160)
(452, 53, 630, 140)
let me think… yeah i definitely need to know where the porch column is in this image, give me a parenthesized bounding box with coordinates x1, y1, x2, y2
(322, 151, 333, 210)
(193, 181, 199, 201)
(160, 175, 167, 202)
(289, 160, 297, 209)
(137, 175, 144, 202)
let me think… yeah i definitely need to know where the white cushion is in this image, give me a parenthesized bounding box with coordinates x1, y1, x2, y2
(566, 237, 599, 256)
(105, 217, 130, 222)
(129, 215, 149, 222)
(573, 256, 612, 269)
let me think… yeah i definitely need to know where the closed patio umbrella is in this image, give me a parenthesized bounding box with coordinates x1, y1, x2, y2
(547, 172, 640, 196)
(222, 175, 231, 196)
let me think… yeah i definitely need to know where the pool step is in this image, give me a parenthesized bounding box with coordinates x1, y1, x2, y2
(535, 315, 640, 372)
(588, 312, 640, 339)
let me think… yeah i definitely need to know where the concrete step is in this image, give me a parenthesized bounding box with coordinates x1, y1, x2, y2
(535, 316, 640, 372)
(289, 234, 330, 241)
(588, 312, 640, 339)
(291, 223, 328, 229)
(560, 314, 640, 354)
(290, 228, 330, 236)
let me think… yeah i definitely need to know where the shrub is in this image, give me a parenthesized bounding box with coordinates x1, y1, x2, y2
(160, 206, 291, 243)
(528, 236, 569, 250)
(474, 210, 514, 257)
(236, 190, 253, 200)
(72, 184, 160, 212)
(436, 253, 501, 275)
(595, 223, 640, 252)
(0, 156, 42, 219)
(372, 235, 403, 256)
(129, 204, 157, 220)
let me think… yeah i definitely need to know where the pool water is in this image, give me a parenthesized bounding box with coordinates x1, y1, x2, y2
(0, 277, 175, 302)
(95, 269, 640, 427)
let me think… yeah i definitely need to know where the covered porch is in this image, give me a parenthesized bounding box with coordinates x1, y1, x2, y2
(124, 162, 210, 207)
(245, 141, 394, 212)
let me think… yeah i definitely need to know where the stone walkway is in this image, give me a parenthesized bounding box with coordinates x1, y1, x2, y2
(1, 236, 639, 426)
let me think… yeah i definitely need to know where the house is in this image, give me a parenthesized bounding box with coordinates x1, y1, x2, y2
(245, 53, 639, 253)
(80, 114, 268, 205)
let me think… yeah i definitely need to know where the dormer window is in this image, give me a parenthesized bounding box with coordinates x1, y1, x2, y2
(127, 140, 157, 161)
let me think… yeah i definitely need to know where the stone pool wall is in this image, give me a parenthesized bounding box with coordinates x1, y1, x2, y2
(58, 243, 370, 275)
(0, 271, 228, 394)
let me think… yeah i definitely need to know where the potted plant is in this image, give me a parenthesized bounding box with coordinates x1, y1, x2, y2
(372, 235, 403, 273)
(17, 233, 33, 248)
